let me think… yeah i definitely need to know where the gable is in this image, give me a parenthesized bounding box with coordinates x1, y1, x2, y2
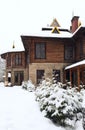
(52, 27, 60, 34)
(50, 18, 60, 27)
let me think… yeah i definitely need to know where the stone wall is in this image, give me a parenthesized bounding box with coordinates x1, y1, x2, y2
(29, 63, 69, 85)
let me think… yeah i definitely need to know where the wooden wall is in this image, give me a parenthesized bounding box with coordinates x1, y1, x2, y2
(7, 51, 26, 69)
(75, 36, 85, 61)
(25, 37, 71, 63)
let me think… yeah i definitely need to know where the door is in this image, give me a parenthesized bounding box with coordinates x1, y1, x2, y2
(14, 71, 24, 85)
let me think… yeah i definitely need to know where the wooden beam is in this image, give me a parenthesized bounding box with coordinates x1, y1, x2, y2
(70, 69, 72, 87)
(77, 67, 80, 91)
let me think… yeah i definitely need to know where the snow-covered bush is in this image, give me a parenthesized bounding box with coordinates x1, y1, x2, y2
(81, 89, 85, 130)
(35, 79, 83, 128)
(22, 80, 35, 92)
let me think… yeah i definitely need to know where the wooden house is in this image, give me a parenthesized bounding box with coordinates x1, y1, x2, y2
(1, 16, 85, 88)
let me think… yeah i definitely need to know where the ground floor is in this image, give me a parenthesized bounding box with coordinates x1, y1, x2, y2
(28, 63, 69, 85)
(5, 63, 69, 86)
(5, 61, 85, 88)
(5, 68, 29, 86)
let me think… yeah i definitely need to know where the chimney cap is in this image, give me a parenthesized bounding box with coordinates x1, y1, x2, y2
(71, 16, 79, 22)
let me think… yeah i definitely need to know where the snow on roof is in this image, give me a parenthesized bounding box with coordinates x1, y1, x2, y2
(1, 46, 25, 54)
(2, 50, 24, 55)
(9, 47, 25, 52)
(22, 28, 72, 38)
(65, 60, 85, 70)
(22, 25, 85, 39)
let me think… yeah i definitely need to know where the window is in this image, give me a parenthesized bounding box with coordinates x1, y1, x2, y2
(53, 69, 60, 82)
(14, 71, 24, 85)
(37, 70, 44, 84)
(7, 54, 11, 67)
(35, 43, 46, 59)
(64, 45, 74, 60)
(15, 54, 22, 65)
(26, 52, 30, 64)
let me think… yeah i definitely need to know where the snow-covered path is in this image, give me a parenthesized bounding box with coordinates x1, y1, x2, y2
(0, 86, 65, 130)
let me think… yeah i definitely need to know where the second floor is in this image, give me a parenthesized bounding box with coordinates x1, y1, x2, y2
(21, 36, 75, 64)
(1, 51, 25, 69)
(21, 27, 85, 65)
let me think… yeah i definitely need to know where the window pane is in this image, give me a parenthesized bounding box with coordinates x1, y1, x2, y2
(16, 55, 18, 65)
(35, 43, 46, 59)
(65, 45, 74, 60)
(35, 43, 41, 58)
(37, 70, 44, 84)
(40, 43, 46, 58)
(15, 54, 22, 65)
(14, 71, 24, 85)
(19, 54, 22, 65)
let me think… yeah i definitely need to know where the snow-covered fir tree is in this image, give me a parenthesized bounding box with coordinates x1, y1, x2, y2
(35, 78, 83, 128)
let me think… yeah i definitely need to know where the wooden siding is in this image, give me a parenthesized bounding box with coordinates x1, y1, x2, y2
(6, 51, 25, 69)
(83, 37, 85, 56)
(31, 39, 64, 63)
(23, 37, 74, 64)
(75, 36, 85, 61)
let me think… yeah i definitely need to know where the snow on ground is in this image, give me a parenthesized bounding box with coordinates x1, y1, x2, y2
(0, 83, 65, 130)
(0, 83, 83, 130)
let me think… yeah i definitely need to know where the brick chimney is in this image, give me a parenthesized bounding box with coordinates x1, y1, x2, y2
(71, 16, 79, 33)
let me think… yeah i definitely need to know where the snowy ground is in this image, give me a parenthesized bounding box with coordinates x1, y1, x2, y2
(0, 83, 83, 130)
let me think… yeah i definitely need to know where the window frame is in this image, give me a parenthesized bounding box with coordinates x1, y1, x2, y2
(36, 69, 45, 84)
(14, 71, 24, 85)
(35, 42, 46, 59)
(15, 53, 22, 66)
(64, 45, 74, 61)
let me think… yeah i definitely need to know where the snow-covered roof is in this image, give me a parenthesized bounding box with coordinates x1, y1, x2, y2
(1, 47, 25, 54)
(8, 47, 25, 52)
(65, 60, 85, 70)
(22, 25, 85, 39)
(22, 28, 72, 38)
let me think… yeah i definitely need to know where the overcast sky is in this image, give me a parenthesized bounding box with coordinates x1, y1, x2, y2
(0, 0, 85, 54)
